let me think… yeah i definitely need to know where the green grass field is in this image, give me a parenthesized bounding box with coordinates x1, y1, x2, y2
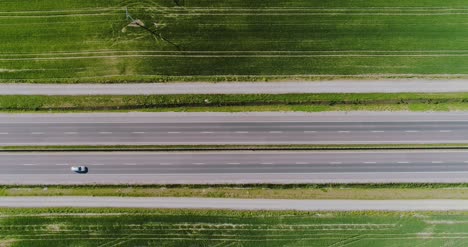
(2, 208, 468, 246)
(4, 0, 468, 83)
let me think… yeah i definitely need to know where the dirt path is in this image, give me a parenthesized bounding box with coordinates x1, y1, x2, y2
(1, 197, 468, 211)
(2, 79, 468, 95)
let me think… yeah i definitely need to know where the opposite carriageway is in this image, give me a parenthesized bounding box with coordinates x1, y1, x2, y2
(2, 112, 468, 145)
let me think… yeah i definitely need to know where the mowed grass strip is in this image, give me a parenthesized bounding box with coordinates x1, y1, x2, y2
(6, 184, 468, 200)
(3, 93, 468, 112)
(0, 208, 468, 246)
(5, 0, 468, 82)
(4, 143, 468, 151)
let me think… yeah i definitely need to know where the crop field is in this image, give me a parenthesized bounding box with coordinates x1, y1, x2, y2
(3, 0, 468, 83)
(3, 209, 468, 246)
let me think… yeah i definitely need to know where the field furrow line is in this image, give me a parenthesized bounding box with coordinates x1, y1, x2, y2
(2, 50, 468, 57)
(184, 7, 468, 10)
(2, 12, 465, 18)
(177, 9, 468, 14)
(2, 54, 468, 61)
(0, 13, 118, 18)
(0, 20, 117, 26)
(165, 12, 468, 15)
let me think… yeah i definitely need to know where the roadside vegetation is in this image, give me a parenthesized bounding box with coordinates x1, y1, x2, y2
(4, 144, 468, 151)
(6, 184, 468, 200)
(0, 208, 467, 246)
(4, 93, 468, 112)
(4, 0, 468, 83)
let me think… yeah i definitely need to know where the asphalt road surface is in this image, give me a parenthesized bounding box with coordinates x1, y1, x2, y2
(1, 197, 468, 211)
(4, 112, 468, 145)
(3, 80, 468, 95)
(4, 150, 468, 184)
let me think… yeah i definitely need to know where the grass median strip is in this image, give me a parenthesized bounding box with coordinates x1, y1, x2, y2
(5, 184, 468, 200)
(0, 208, 466, 246)
(4, 144, 468, 152)
(5, 93, 468, 112)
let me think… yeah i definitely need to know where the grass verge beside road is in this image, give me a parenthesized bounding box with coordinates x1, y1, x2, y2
(5, 93, 468, 112)
(4, 144, 468, 151)
(0, 208, 467, 246)
(6, 184, 468, 200)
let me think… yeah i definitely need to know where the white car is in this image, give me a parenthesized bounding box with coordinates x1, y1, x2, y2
(71, 166, 88, 174)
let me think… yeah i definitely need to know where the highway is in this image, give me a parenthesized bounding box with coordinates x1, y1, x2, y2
(1, 197, 467, 211)
(4, 112, 468, 145)
(3, 150, 468, 184)
(3, 80, 468, 95)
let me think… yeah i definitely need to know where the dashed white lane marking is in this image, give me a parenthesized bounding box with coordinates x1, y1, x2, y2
(91, 163, 104, 166)
(330, 162, 342, 164)
(0, 132, 8, 135)
(235, 131, 249, 134)
(227, 163, 241, 165)
(304, 131, 317, 133)
(31, 132, 44, 135)
(431, 161, 444, 163)
(464, 161, 468, 163)
(397, 161, 410, 164)
(132, 132, 145, 134)
(201, 132, 214, 134)
(338, 131, 350, 133)
(55, 164, 69, 166)
(124, 163, 137, 166)
(261, 162, 274, 165)
(364, 162, 377, 164)
(405, 130, 419, 133)
(192, 163, 205, 165)
(23, 164, 36, 166)
(439, 130, 452, 133)
(99, 132, 112, 134)
(269, 131, 283, 133)
(371, 130, 385, 133)
(64, 132, 77, 135)
(167, 132, 181, 134)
